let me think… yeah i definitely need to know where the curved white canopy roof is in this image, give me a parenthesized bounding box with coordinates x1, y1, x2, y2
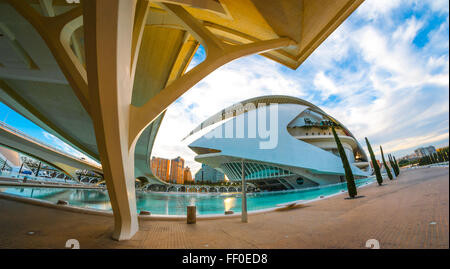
(185, 95, 368, 162)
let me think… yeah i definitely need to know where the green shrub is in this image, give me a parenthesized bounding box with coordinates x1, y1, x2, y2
(332, 126, 357, 198)
(393, 155, 400, 175)
(380, 146, 393, 180)
(389, 154, 399, 177)
(365, 137, 383, 186)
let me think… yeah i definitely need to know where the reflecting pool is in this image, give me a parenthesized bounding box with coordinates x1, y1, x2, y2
(0, 177, 374, 216)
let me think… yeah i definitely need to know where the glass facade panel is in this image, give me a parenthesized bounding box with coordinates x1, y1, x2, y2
(220, 162, 293, 180)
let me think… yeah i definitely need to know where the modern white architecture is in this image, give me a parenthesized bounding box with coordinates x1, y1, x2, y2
(186, 96, 370, 191)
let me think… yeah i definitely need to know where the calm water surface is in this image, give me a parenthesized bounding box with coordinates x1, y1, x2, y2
(0, 177, 374, 215)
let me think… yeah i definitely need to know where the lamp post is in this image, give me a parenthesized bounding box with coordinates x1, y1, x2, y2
(241, 159, 248, 223)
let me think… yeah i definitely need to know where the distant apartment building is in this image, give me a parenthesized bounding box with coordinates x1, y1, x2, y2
(414, 146, 436, 158)
(399, 153, 418, 161)
(170, 156, 185, 184)
(151, 156, 194, 184)
(151, 157, 170, 182)
(183, 167, 193, 183)
(194, 163, 225, 183)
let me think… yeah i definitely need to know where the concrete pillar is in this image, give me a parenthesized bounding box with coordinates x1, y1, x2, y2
(80, 0, 287, 241)
(83, 0, 140, 241)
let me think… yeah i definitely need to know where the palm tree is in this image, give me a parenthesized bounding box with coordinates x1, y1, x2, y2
(332, 126, 357, 198)
(380, 146, 393, 180)
(365, 137, 383, 186)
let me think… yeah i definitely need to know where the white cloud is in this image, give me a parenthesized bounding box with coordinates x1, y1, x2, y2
(372, 131, 449, 156)
(313, 72, 343, 99)
(426, 0, 449, 14)
(356, 0, 402, 20)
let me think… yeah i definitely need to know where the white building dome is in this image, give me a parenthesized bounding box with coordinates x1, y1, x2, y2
(186, 95, 370, 191)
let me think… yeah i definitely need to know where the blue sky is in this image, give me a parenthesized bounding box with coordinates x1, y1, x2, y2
(1, 0, 449, 173)
(0, 102, 92, 162)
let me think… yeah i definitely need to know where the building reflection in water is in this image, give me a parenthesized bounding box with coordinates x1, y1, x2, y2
(223, 197, 236, 212)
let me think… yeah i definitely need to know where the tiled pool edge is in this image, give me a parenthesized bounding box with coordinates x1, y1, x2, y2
(0, 179, 375, 221)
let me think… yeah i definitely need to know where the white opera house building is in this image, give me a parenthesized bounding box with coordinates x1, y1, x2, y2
(185, 95, 371, 191)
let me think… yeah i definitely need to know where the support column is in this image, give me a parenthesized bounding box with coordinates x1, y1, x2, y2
(241, 159, 248, 223)
(83, 0, 141, 240)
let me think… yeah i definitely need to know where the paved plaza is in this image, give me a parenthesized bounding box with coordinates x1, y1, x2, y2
(0, 167, 448, 249)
